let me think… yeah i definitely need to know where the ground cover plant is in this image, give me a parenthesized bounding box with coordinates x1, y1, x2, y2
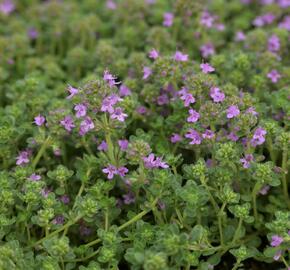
(0, 0, 289, 269)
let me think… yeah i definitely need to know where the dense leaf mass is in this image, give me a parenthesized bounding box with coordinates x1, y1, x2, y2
(0, 0, 289, 269)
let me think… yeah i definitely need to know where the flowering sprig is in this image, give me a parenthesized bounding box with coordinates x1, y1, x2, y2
(0, 0, 289, 269)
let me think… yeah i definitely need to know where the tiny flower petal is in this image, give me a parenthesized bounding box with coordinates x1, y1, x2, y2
(174, 51, 188, 62)
(66, 85, 78, 99)
(187, 109, 200, 123)
(226, 105, 240, 119)
(34, 114, 46, 126)
(143, 67, 152, 80)
(149, 48, 159, 59)
(200, 63, 215, 73)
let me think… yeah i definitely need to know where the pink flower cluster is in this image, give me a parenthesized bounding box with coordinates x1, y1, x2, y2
(210, 87, 225, 103)
(179, 88, 195, 107)
(143, 153, 169, 169)
(200, 11, 225, 31)
(103, 70, 120, 88)
(101, 94, 127, 122)
(102, 164, 128, 179)
(250, 127, 267, 146)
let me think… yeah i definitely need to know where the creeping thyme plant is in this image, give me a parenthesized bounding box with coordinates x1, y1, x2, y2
(0, 0, 290, 269)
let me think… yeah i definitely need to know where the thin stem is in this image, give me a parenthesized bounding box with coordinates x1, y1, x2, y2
(84, 198, 159, 248)
(252, 182, 261, 221)
(25, 222, 31, 243)
(152, 206, 164, 225)
(82, 137, 93, 155)
(105, 208, 109, 231)
(64, 248, 100, 263)
(201, 176, 219, 213)
(281, 149, 290, 209)
(231, 259, 241, 270)
(45, 226, 49, 237)
(187, 245, 222, 252)
(60, 257, 65, 270)
(27, 216, 81, 249)
(281, 255, 289, 269)
(218, 202, 227, 247)
(175, 207, 184, 228)
(116, 205, 154, 232)
(232, 218, 243, 243)
(32, 136, 51, 168)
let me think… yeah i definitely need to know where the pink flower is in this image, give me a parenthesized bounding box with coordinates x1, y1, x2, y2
(106, 0, 117, 10)
(271, 235, 283, 247)
(110, 107, 128, 122)
(251, 127, 267, 146)
(119, 84, 132, 97)
(118, 139, 129, 151)
(171, 133, 182, 143)
(260, 0, 274, 4)
(79, 117, 94, 136)
(163, 12, 174, 27)
(143, 154, 155, 168)
(98, 141, 108, 151)
(16, 150, 31, 165)
(41, 187, 52, 198)
(101, 94, 122, 113)
(174, 51, 188, 62)
(28, 173, 41, 181)
(117, 166, 128, 177)
(187, 109, 200, 123)
(157, 94, 169, 105)
(185, 129, 202, 145)
(52, 215, 65, 225)
(66, 85, 78, 99)
(60, 195, 70, 204)
(246, 107, 258, 116)
(74, 104, 87, 118)
(154, 157, 169, 168)
(34, 114, 46, 126)
(103, 70, 119, 87)
(240, 154, 254, 168)
(253, 13, 276, 27)
(200, 43, 215, 58)
(268, 34, 280, 53)
(145, 0, 156, 4)
(200, 11, 215, 28)
(215, 23, 225, 31)
(202, 129, 215, 139)
(267, 70, 281, 83)
(235, 31, 246, 42)
(200, 63, 215, 73)
(0, 0, 15, 15)
(179, 91, 195, 107)
(273, 250, 282, 261)
(123, 192, 135, 205)
(226, 105, 240, 118)
(278, 0, 290, 8)
(27, 28, 38, 40)
(210, 87, 225, 103)
(60, 116, 75, 132)
(136, 106, 147, 115)
(227, 132, 239, 142)
(54, 149, 61, 156)
(102, 164, 117, 179)
(149, 48, 159, 59)
(143, 67, 152, 80)
(259, 185, 270, 195)
(143, 153, 169, 169)
(279, 16, 290, 31)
